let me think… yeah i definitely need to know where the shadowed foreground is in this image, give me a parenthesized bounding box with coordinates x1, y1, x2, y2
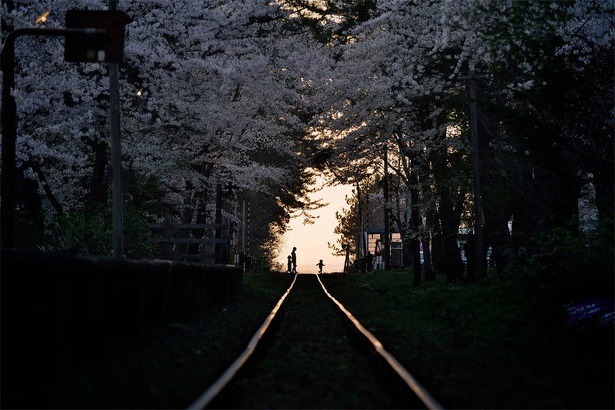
(3, 270, 612, 409)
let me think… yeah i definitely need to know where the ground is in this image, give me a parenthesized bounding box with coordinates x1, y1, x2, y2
(37, 270, 614, 409)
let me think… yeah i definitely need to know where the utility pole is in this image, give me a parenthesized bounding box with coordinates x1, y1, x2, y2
(462, 71, 486, 277)
(356, 181, 364, 264)
(109, 0, 123, 258)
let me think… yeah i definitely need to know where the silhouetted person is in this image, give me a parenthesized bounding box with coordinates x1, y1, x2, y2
(287, 255, 292, 274)
(316, 259, 324, 274)
(291, 247, 297, 273)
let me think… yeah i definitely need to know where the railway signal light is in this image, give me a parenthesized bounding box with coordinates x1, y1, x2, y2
(64, 10, 129, 63)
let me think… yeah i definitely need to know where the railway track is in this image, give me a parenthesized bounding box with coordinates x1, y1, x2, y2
(188, 273, 443, 409)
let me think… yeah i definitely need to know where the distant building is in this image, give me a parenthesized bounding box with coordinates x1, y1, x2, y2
(365, 230, 403, 269)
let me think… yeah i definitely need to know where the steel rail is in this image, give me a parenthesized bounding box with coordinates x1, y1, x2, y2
(316, 274, 444, 410)
(186, 274, 298, 410)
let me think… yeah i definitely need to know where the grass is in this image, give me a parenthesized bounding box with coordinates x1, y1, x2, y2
(39, 272, 292, 409)
(322, 270, 614, 409)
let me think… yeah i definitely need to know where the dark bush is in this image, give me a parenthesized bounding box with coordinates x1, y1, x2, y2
(517, 218, 614, 303)
(40, 204, 154, 259)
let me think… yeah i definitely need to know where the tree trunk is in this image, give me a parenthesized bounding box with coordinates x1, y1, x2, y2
(482, 212, 512, 277)
(430, 147, 464, 281)
(15, 167, 44, 245)
(410, 178, 421, 286)
(422, 212, 435, 280)
(436, 192, 464, 282)
(593, 158, 614, 223)
(215, 183, 226, 264)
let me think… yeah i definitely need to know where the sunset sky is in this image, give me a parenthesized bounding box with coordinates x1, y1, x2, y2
(277, 181, 354, 274)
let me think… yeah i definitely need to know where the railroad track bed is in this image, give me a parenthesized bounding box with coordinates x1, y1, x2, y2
(195, 274, 440, 409)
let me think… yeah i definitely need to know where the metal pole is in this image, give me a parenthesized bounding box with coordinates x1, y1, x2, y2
(467, 72, 485, 277)
(109, 0, 123, 258)
(383, 145, 390, 270)
(356, 181, 363, 262)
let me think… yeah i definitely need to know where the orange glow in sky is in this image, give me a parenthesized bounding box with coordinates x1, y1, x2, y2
(277, 181, 354, 274)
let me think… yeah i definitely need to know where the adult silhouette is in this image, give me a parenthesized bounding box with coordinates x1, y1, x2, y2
(291, 247, 297, 273)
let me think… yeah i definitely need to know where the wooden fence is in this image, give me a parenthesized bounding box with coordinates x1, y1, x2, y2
(150, 220, 232, 264)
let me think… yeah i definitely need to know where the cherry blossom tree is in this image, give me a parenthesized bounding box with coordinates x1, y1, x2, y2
(1, 0, 330, 262)
(309, 0, 486, 280)
(2, 0, 612, 274)
(316, 0, 612, 280)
